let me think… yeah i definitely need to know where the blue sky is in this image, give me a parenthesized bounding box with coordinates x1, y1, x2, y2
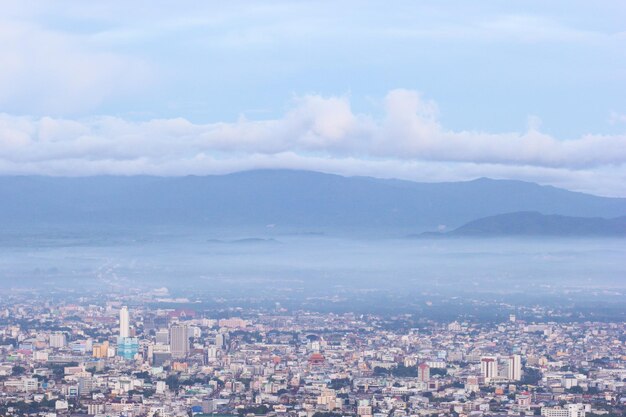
(1, 1, 625, 196)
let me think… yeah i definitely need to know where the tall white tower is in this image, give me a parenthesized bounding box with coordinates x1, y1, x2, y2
(119, 306, 130, 338)
(507, 354, 522, 381)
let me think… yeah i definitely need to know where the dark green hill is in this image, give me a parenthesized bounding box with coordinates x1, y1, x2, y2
(439, 212, 626, 237)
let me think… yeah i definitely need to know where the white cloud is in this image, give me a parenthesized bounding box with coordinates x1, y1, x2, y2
(610, 111, 626, 125)
(0, 90, 625, 196)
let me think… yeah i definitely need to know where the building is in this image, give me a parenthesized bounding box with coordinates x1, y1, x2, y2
(170, 324, 189, 358)
(216, 332, 228, 349)
(23, 378, 39, 392)
(541, 404, 586, 417)
(481, 356, 498, 380)
(448, 321, 462, 331)
(317, 388, 339, 410)
(119, 306, 130, 338)
(218, 317, 248, 329)
(358, 399, 372, 417)
(49, 332, 67, 348)
(92, 341, 109, 358)
(156, 328, 169, 344)
(465, 375, 480, 392)
(508, 354, 522, 381)
(308, 352, 325, 365)
(153, 351, 172, 366)
(117, 337, 138, 360)
(78, 376, 95, 396)
(418, 363, 430, 382)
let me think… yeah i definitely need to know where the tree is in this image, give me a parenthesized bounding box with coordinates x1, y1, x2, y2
(12, 365, 26, 376)
(329, 377, 351, 390)
(521, 367, 542, 385)
(165, 375, 180, 391)
(374, 366, 390, 376)
(134, 371, 152, 382)
(239, 405, 270, 416)
(392, 364, 418, 377)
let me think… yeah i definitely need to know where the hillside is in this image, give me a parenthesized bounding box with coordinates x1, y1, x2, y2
(441, 212, 626, 237)
(0, 170, 624, 234)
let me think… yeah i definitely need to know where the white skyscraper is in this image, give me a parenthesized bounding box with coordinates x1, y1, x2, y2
(507, 354, 522, 381)
(480, 356, 498, 379)
(170, 324, 189, 358)
(119, 306, 130, 338)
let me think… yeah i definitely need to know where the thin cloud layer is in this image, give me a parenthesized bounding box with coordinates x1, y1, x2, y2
(0, 20, 151, 116)
(0, 90, 625, 196)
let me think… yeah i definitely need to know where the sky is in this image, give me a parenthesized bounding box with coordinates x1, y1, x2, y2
(0, 1, 625, 196)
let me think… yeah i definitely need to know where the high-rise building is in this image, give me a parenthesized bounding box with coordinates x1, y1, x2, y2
(117, 337, 138, 360)
(481, 356, 498, 379)
(92, 341, 109, 358)
(116, 306, 137, 360)
(507, 354, 522, 381)
(49, 332, 67, 348)
(216, 332, 226, 349)
(418, 363, 430, 382)
(78, 377, 94, 396)
(119, 306, 130, 338)
(170, 324, 189, 358)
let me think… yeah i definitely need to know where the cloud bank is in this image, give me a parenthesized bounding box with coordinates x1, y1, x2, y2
(0, 89, 625, 196)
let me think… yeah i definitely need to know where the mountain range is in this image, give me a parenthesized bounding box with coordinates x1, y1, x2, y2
(0, 170, 624, 235)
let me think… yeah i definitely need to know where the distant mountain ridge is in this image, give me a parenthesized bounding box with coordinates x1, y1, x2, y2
(420, 212, 626, 237)
(0, 170, 624, 235)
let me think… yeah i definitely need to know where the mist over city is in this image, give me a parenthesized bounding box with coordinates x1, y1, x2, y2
(0, 2, 624, 417)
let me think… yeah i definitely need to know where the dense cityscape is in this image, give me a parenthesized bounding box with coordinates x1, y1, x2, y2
(0, 289, 623, 417)
(2, 2, 625, 417)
